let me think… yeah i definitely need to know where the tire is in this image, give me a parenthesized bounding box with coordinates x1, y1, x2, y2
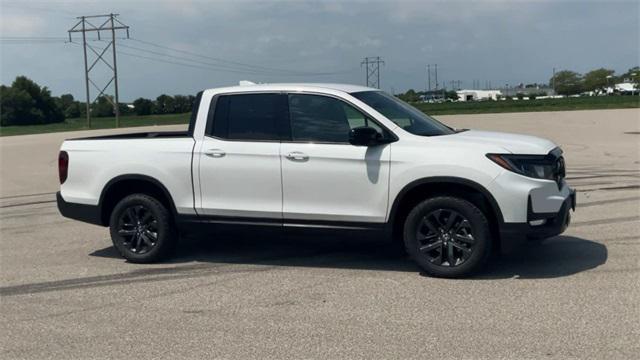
(109, 193, 177, 263)
(403, 196, 492, 278)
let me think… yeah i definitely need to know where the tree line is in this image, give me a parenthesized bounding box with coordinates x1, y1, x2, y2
(1, 76, 195, 126)
(395, 66, 639, 102)
(551, 66, 638, 96)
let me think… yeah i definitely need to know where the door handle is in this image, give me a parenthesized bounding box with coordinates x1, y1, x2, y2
(204, 149, 226, 158)
(286, 151, 309, 161)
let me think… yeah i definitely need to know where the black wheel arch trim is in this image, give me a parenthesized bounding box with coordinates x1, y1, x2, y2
(388, 176, 505, 226)
(98, 174, 179, 226)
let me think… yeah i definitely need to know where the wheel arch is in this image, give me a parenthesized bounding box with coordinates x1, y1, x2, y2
(98, 174, 178, 226)
(388, 177, 504, 248)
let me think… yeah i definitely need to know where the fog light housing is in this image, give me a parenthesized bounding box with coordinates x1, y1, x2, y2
(529, 219, 546, 226)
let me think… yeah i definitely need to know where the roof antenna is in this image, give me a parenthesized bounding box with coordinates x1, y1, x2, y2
(239, 80, 256, 86)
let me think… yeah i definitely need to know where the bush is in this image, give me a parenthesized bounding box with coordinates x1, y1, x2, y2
(0, 76, 64, 126)
(133, 98, 154, 115)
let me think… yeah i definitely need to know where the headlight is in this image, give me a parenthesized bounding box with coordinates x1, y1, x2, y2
(486, 153, 562, 182)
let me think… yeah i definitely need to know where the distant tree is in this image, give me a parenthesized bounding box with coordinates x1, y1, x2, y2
(444, 90, 458, 100)
(91, 95, 115, 117)
(55, 93, 82, 118)
(133, 98, 154, 115)
(119, 103, 133, 116)
(397, 89, 421, 103)
(173, 95, 194, 113)
(65, 102, 82, 118)
(619, 66, 639, 88)
(582, 68, 615, 92)
(155, 94, 176, 114)
(550, 70, 582, 96)
(0, 76, 64, 126)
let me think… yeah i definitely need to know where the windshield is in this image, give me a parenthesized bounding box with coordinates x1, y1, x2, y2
(351, 91, 455, 136)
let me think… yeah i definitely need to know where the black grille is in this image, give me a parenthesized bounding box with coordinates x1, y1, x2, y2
(555, 156, 566, 187)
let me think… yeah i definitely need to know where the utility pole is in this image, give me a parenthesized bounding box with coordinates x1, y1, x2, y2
(426, 64, 440, 99)
(361, 56, 384, 88)
(434, 64, 438, 90)
(80, 18, 90, 128)
(68, 14, 130, 128)
(552, 67, 556, 95)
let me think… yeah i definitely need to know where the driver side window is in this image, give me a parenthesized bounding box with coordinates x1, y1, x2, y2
(288, 94, 382, 143)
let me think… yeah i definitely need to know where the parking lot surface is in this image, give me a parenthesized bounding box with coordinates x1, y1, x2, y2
(1, 109, 639, 359)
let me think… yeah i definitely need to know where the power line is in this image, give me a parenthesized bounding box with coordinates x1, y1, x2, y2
(128, 38, 349, 76)
(115, 42, 321, 76)
(4, 36, 353, 77)
(74, 42, 345, 79)
(115, 42, 270, 75)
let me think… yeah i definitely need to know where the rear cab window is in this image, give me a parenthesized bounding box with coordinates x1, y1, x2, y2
(208, 93, 287, 141)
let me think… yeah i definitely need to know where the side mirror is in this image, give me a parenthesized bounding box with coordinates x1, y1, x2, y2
(349, 126, 383, 146)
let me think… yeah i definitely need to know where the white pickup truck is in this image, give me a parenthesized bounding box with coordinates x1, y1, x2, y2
(57, 83, 575, 277)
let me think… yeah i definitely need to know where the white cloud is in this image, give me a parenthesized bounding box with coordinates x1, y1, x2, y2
(0, 13, 46, 36)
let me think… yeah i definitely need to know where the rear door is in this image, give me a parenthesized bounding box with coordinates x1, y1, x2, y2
(280, 93, 391, 223)
(197, 93, 287, 219)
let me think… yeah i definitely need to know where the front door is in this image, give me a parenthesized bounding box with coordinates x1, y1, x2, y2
(280, 93, 391, 223)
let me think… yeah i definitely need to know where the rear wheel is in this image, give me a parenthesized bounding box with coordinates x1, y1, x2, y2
(109, 194, 176, 263)
(403, 196, 492, 278)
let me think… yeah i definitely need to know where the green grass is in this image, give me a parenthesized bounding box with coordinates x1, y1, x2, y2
(414, 95, 640, 115)
(1, 96, 638, 137)
(0, 112, 190, 137)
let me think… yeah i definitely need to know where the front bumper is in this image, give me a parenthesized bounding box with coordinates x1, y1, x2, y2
(500, 188, 576, 241)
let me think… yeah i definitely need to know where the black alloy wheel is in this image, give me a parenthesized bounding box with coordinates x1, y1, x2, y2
(403, 196, 491, 278)
(416, 209, 475, 267)
(109, 193, 176, 263)
(116, 204, 159, 255)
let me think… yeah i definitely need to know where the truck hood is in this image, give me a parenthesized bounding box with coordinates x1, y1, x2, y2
(444, 130, 558, 154)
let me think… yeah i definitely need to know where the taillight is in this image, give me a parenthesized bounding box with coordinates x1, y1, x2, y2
(58, 151, 68, 184)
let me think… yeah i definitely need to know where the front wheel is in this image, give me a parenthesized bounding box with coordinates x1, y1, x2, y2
(403, 196, 492, 278)
(109, 194, 177, 263)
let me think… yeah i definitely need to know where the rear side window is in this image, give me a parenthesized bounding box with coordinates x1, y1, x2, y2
(209, 93, 285, 141)
(289, 94, 377, 143)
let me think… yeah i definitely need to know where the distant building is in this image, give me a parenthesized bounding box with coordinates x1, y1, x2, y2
(611, 82, 638, 95)
(456, 90, 502, 101)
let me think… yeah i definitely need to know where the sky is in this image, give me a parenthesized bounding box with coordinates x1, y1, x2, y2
(0, 0, 638, 101)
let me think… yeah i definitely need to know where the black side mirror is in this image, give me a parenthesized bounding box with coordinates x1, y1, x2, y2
(349, 126, 383, 146)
